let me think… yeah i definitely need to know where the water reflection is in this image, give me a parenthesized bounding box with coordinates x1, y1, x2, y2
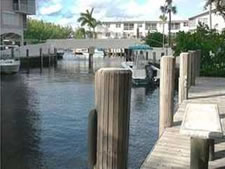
(1, 54, 159, 169)
(1, 74, 42, 169)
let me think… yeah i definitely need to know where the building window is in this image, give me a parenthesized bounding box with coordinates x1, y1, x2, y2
(138, 24, 143, 28)
(189, 20, 196, 27)
(105, 23, 110, 28)
(116, 23, 121, 28)
(184, 22, 188, 27)
(171, 23, 180, 30)
(106, 32, 111, 37)
(145, 23, 157, 30)
(198, 18, 208, 25)
(124, 23, 134, 30)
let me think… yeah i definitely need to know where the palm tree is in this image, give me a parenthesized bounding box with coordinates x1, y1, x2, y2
(159, 15, 167, 49)
(205, 0, 225, 20)
(77, 8, 101, 38)
(160, 0, 177, 47)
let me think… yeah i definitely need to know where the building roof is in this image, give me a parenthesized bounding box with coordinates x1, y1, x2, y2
(101, 20, 188, 24)
(189, 9, 217, 20)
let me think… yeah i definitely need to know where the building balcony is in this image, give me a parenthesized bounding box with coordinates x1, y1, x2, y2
(13, 1, 35, 15)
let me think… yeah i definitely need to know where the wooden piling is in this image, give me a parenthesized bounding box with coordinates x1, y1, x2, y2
(159, 56, 175, 137)
(196, 50, 201, 77)
(88, 109, 97, 169)
(153, 52, 156, 64)
(40, 48, 43, 73)
(209, 139, 215, 161)
(189, 51, 196, 86)
(178, 53, 189, 104)
(95, 68, 132, 169)
(48, 48, 51, 67)
(54, 48, 57, 66)
(26, 49, 30, 73)
(88, 47, 95, 71)
(191, 138, 209, 169)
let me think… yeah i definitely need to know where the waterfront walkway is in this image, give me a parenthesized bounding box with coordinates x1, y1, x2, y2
(141, 77, 225, 169)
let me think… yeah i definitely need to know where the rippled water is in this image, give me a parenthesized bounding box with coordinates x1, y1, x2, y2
(1, 54, 160, 169)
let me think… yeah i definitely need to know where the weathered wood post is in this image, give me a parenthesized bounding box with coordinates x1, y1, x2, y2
(178, 53, 189, 104)
(26, 49, 30, 74)
(189, 51, 196, 86)
(153, 52, 156, 64)
(95, 68, 132, 169)
(146, 51, 148, 60)
(48, 48, 51, 67)
(88, 47, 95, 72)
(54, 48, 57, 66)
(191, 138, 209, 169)
(40, 48, 43, 73)
(88, 109, 97, 169)
(209, 139, 215, 161)
(196, 50, 201, 77)
(159, 56, 175, 136)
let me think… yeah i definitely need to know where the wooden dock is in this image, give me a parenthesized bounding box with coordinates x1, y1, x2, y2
(141, 77, 225, 169)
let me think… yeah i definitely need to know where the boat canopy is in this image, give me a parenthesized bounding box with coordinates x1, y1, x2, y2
(128, 44, 153, 51)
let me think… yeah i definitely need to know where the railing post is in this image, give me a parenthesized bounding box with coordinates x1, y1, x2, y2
(95, 68, 132, 169)
(178, 53, 189, 104)
(159, 56, 175, 137)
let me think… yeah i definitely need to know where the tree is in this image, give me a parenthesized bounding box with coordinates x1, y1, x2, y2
(160, 0, 177, 47)
(174, 23, 225, 77)
(205, 0, 225, 20)
(74, 28, 86, 39)
(159, 15, 167, 49)
(77, 8, 101, 38)
(24, 19, 74, 44)
(145, 32, 166, 47)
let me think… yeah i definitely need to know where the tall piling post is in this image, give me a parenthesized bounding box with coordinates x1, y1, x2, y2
(54, 48, 57, 67)
(88, 47, 95, 72)
(40, 48, 43, 73)
(95, 68, 132, 169)
(196, 50, 201, 77)
(189, 51, 196, 86)
(26, 49, 30, 74)
(178, 53, 189, 104)
(159, 56, 175, 137)
(48, 48, 51, 68)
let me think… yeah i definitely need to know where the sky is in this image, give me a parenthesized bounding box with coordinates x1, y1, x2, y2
(33, 0, 207, 28)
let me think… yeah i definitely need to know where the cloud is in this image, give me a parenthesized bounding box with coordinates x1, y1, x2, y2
(35, 0, 206, 28)
(39, 3, 62, 15)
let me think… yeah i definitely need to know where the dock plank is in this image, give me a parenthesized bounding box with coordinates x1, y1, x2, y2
(140, 77, 225, 169)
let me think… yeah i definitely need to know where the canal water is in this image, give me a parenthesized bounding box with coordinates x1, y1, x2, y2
(1, 54, 160, 169)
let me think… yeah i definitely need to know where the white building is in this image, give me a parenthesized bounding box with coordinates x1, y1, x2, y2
(96, 20, 189, 39)
(0, 0, 36, 45)
(189, 10, 225, 32)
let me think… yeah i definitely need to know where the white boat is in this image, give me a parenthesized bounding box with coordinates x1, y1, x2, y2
(121, 56, 160, 86)
(0, 59, 20, 74)
(73, 48, 104, 58)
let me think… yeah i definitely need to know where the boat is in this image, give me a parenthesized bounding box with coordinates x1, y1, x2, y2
(122, 44, 160, 86)
(73, 48, 104, 58)
(0, 59, 20, 74)
(121, 61, 160, 86)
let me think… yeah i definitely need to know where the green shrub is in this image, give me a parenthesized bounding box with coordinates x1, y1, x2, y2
(175, 24, 225, 77)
